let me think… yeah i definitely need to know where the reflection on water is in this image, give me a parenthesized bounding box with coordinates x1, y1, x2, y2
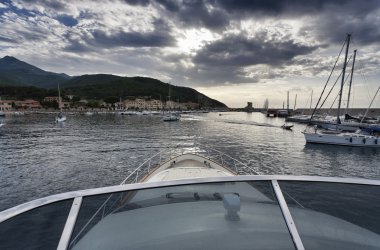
(0, 112, 379, 210)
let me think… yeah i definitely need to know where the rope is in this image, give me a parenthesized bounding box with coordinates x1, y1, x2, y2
(307, 38, 347, 126)
(329, 72, 351, 109)
(315, 54, 353, 112)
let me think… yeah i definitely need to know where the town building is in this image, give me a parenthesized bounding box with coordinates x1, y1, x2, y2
(14, 99, 42, 109)
(43, 96, 61, 102)
(0, 99, 43, 111)
(166, 100, 179, 109)
(0, 100, 13, 111)
(146, 99, 163, 110)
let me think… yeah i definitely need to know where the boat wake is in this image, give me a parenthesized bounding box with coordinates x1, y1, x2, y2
(220, 119, 277, 128)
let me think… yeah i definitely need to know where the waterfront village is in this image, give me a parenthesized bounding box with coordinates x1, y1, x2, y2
(0, 95, 201, 113)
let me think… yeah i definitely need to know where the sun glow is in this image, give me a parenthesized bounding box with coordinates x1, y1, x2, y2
(176, 28, 218, 54)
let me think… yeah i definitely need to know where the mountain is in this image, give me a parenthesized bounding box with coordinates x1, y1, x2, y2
(0, 56, 227, 108)
(0, 56, 70, 88)
(63, 75, 227, 108)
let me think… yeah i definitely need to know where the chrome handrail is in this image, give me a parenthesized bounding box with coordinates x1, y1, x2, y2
(120, 144, 257, 185)
(68, 145, 257, 243)
(2, 175, 380, 224)
(2, 175, 380, 250)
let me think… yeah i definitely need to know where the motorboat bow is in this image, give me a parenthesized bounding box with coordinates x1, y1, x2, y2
(1, 147, 380, 250)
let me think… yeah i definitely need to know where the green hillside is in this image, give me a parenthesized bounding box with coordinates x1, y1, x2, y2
(0, 56, 70, 88)
(0, 56, 227, 108)
(63, 75, 227, 108)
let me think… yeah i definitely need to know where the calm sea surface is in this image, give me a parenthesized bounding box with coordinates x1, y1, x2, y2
(1, 112, 379, 210)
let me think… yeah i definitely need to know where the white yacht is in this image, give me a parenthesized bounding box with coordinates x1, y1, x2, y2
(1, 147, 380, 250)
(304, 129, 380, 147)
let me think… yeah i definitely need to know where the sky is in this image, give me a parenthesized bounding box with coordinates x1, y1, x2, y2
(0, 0, 380, 108)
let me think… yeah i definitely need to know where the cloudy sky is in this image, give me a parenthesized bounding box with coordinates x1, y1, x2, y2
(1, 0, 380, 108)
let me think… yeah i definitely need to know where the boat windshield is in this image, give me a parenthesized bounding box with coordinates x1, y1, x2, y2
(279, 181, 380, 250)
(1, 179, 380, 250)
(68, 181, 295, 250)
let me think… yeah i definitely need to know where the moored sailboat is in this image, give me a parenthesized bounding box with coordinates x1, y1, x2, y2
(303, 34, 380, 147)
(163, 85, 180, 122)
(55, 83, 66, 123)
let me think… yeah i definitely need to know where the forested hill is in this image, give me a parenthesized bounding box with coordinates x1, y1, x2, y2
(0, 56, 70, 88)
(0, 56, 227, 108)
(63, 75, 227, 108)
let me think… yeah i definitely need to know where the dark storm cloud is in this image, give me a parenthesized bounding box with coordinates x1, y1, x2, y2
(306, 10, 380, 46)
(17, 29, 48, 41)
(91, 29, 175, 47)
(16, 0, 68, 11)
(56, 14, 78, 27)
(202, 0, 379, 19)
(63, 19, 175, 52)
(63, 39, 92, 53)
(194, 34, 319, 67)
(91, 18, 175, 48)
(155, 0, 229, 30)
(0, 35, 17, 44)
(124, 0, 150, 6)
(150, 0, 380, 32)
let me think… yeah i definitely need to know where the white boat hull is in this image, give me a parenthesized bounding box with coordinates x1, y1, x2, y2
(55, 116, 66, 123)
(304, 132, 380, 147)
(163, 115, 179, 122)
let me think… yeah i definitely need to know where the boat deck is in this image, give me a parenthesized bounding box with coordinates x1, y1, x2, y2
(147, 159, 233, 182)
(1, 152, 380, 250)
(1, 176, 380, 250)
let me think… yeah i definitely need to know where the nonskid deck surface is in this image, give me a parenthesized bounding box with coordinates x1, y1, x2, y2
(143, 154, 236, 183)
(146, 159, 233, 182)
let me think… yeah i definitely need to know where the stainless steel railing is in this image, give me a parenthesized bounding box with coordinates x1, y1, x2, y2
(120, 144, 258, 185)
(69, 144, 256, 246)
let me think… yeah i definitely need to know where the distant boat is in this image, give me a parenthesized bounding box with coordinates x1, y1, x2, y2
(55, 83, 66, 123)
(163, 85, 179, 122)
(85, 111, 94, 116)
(277, 109, 289, 117)
(0, 122, 4, 127)
(281, 124, 293, 130)
(117, 110, 136, 115)
(163, 114, 180, 122)
(0, 110, 5, 117)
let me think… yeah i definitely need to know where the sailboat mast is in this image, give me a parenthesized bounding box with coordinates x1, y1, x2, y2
(294, 94, 297, 111)
(58, 83, 62, 112)
(310, 89, 313, 110)
(287, 91, 289, 111)
(346, 49, 357, 115)
(336, 34, 351, 126)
